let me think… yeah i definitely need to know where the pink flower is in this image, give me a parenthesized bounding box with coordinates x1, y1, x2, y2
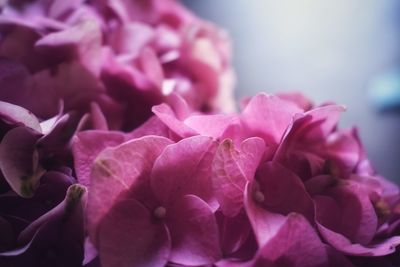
(149, 92, 400, 266)
(0, 0, 234, 131)
(86, 136, 221, 266)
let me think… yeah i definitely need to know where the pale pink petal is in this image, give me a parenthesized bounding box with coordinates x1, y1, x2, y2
(167, 194, 221, 266)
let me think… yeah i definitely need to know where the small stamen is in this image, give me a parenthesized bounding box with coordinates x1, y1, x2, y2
(153, 206, 167, 219)
(254, 190, 265, 203)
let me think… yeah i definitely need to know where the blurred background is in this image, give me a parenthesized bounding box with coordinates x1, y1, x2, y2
(182, 0, 400, 183)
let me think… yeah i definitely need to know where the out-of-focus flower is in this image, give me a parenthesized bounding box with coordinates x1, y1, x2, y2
(0, 0, 235, 131)
(0, 101, 88, 266)
(74, 92, 400, 267)
(0, 179, 87, 267)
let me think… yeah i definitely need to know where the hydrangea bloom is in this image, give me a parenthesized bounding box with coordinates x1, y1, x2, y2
(0, 0, 234, 131)
(0, 1, 234, 266)
(74, 93, 400, 267)
(0, 101, 87, 266)
(2, 1, 400, 267)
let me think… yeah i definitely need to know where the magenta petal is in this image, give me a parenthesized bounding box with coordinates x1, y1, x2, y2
(151, 136, 218, 208)
(3, 184, 88, 266)
(313, 180, 377, 245)
(318, 223, 400, 256)
(167, 194, 221, 265)
(255, 162, 314, 221)
(87, 136, 173, 243)
(212, 138, 265, 217)
(217, 210, 252, 256)
(252, 213, 329, 267)
(72, 130, 125, 187)
(98, 198, 170, 267)
(0, 126, 43, 197)
(241, 93, 302, 145)
(89, 102, 108, 131)
(0, 101, 41, 132)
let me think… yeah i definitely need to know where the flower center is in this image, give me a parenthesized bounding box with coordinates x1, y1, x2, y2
(153, 206, 167, 219)
(254, 190, 265, 203)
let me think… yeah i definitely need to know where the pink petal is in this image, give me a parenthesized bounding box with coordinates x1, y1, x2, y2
(251, 213, 329, 267)
(0, 101, 41, 132)
(217, 210, 252, 256)
(32, 61, 104, 115)
(212, 138, 265, 217)
(313, 179, 377, 245)
(184, 114, 241, 139)
(98, 198, 170, 267)
(36, 20, 102, 76)
(254, 162, 314, 222)
(0, 126, 43, 197)
(302, 104, 345, 142)
(274, 104, 345, 178)
(276, 92, 313, 111)
(152, 103, 197, 138)
(47, 0, 86, 19)
(166, 194, 221, 265)
(127, 115, 169, 139)
(109, 22, 155, 55)
(138, 48, 164, 89)
(36, 111, 82, 156)
(185, 49, 220, 97)
(244, 183, 287, 246)
(89, 102, 108, 131)
(87, 136, 172, 243)
(72, 130, 125, 187)
(241, 93, 303, 145)
(318, 223, 400, 256)
(0, 58, 59, 119)
(151, 136, 218, 209)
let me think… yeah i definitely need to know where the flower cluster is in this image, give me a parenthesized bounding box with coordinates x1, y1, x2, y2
(73, 93, 400, 267)
(0, 0, 233, 266)
(1, 0, 400, 267)
(0, 0, 234, 131)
